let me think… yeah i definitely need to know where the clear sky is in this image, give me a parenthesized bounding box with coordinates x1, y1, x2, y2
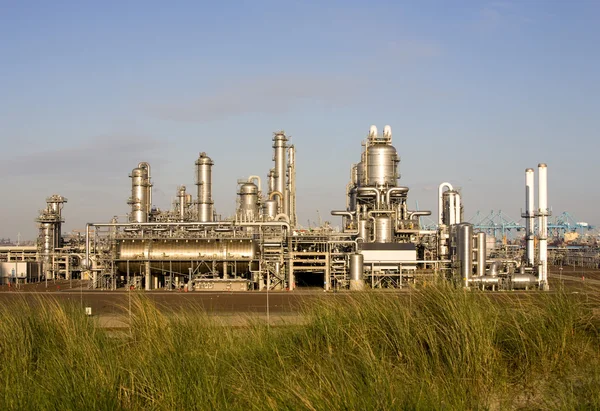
(1, 0, 598, 240)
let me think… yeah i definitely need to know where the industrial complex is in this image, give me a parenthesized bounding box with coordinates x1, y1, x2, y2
(0, 126, 571, 291)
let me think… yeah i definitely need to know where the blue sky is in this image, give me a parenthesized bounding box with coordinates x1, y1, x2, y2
(1, 0, 598, 240)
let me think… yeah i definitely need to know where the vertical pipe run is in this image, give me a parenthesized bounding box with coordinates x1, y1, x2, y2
(525, 168, 535, 266)
(538, 163, 548, 289)
(456, 223, 473, 287)
(288, 145, 297, 227)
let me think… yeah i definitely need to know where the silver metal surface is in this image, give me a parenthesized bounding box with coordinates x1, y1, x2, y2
(272, 132, 288, 216)
(238, 182, 259, 221)
(476, 232, 486, 277)
(129, 167, 148, 223)
(366, 144, 398, 187)
(373, 216, 393, 243)
(195, 153, 214, 222)
(456, 223, 473, 287)
(263, 200, 278, 220)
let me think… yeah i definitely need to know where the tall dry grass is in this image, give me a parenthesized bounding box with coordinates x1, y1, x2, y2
(1, 285, 599, 410)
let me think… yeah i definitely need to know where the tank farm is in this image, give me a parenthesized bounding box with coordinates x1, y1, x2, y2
(1, 126, 552, 292)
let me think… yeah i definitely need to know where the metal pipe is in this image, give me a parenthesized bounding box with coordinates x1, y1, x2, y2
(385, 187, 409, 205)
(407, 211, 432, 219)
(438, 182, 453, 225)
(331, 210, 356, 220)
(525, 168, 535, 266)
(454, 192, 461, 224)
(538, 163, 548, 289)
(269, 190, 284, 213)
(288, 145, 297, 227)
(274, 213, 290, 224)
(247, 175, 262, 193)
(456, 223, 473, 287)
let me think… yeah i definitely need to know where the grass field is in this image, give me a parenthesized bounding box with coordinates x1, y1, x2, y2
(1, 284, 599, 410)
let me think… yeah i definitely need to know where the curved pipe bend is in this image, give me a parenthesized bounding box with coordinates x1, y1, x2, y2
(247, 175, 262, 193)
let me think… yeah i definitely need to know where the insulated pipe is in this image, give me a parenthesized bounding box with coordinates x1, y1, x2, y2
(407, 211, 432, 220)
(438, 182, 453, 225)
(538, 163, 548, 289)
(247, 175, 262, 193)
(331, 210, 356, 218)
(385, 187, 409, 205)
(274, 213, 290, 224)
(525, 168, 535, 266)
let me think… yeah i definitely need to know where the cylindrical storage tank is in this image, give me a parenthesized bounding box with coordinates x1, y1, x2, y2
(476, 232, 486, 277)
(374, 216, 393, 243)
(262, 200, 278, 220)
(195, 153, 214, 222)
(366, 144, 398, 187)
(116, 239, 258, 275)
(511, 274, 537, 290)
(349, 253, 365, 291)
(358, 219, 370, 242)
(456, 223, 473, 287)
(239, 182, 259, 221)
(130, 167, 148, 223)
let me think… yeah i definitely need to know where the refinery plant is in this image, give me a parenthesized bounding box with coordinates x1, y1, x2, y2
(1, 126, 554, 291)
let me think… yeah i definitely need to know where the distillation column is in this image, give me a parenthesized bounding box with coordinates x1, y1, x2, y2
(196, 153, 214, 222)
(129, 164, 152, 223)
(36, 195, 67, 280)
(273, 132, 289, 217)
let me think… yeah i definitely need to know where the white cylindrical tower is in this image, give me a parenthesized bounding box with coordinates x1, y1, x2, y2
(538, 163, 548, 289)
(525, 168, 535, 266)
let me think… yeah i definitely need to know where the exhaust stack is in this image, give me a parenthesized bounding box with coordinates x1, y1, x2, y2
(538, 163, 548, 290)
